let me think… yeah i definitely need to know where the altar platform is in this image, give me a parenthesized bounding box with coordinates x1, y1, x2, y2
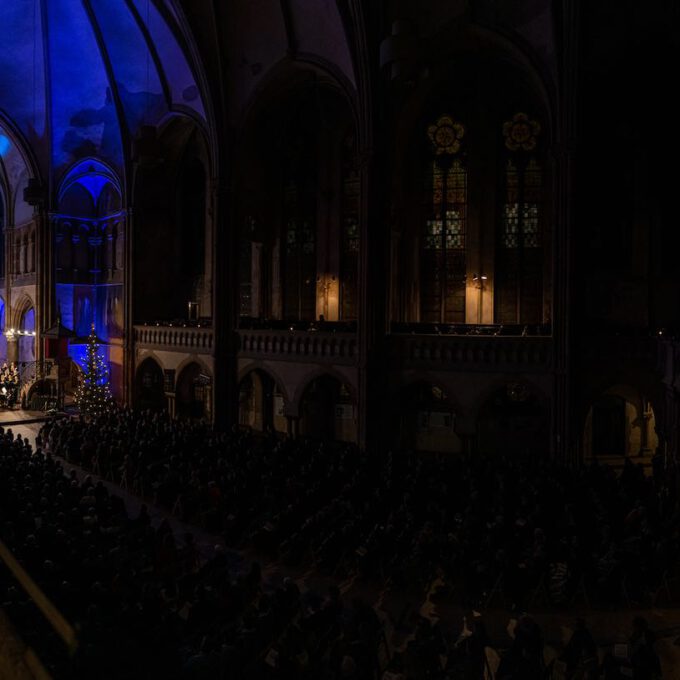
(0, 408, 53, 428)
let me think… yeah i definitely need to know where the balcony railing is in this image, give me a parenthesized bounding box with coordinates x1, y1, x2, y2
(134, 324, 214, 354)
(389, 333, 553, 371)
(238, 328, 358, 364)
(390, 322, 551, 337)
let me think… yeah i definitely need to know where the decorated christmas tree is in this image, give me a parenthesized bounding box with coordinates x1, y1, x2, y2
(75, 324, 113, 417)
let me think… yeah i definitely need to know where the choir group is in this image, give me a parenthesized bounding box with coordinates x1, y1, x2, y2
(0, 362, 19, 409)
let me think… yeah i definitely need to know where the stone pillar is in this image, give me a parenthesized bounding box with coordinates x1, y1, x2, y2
(639, 398, 652, 456)
(552, 0, 579, 463)
(166, 393, 176, 418)
(204, 383, 213, 424)
(457, 429, 476, 457)
(251, 242, 263, 317)
(6, 336, 18, 364)
(271, 238, 282, 319)
(123, 208, 134, 406)
(338, 0, 393, 452)
(35, 211, 53, 367)
(213, 174, 239, 429)
(357, 138, 390, 451)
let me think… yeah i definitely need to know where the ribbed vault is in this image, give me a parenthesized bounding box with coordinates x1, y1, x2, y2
(0, 0, 207, 180)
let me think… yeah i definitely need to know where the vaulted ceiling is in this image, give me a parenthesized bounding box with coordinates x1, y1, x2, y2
(0, 0, 206, 182)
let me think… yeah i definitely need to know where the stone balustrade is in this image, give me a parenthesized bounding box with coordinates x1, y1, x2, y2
(134, 324, 213, 354)
(238, 329, 358, 364)
(135, 322, 556, 372)
(389, 333, 553, 371)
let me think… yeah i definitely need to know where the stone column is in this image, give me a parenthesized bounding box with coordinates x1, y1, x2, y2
(552, 0, 579, 463)
(165, 393, 176, 418)
(356, 141, 390, 451)
(35, 210, 53, 368)
(123, 208, 134, 406)
(346, 1, 390, 453)
(213, 175, 239, 429)
(639, 398, 652, 456)
(6, 336, 18, 364)
(251, 242, 263, 317)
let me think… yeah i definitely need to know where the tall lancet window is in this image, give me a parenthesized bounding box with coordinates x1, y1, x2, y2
(496, 113, 544, 324)
(282, 136, 316, 321)
(340, 131, 359, 320)
(421, 115, 467, 324)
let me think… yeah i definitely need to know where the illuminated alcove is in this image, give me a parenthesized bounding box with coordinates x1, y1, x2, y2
(584, 385, 659, 464)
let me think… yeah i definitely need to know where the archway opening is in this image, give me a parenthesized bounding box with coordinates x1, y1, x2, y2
(176, 362, 210, 420)
(238, 369, 287, 434)
(18, 307, 35, 364)
(56, 159, 125, 399)
(399, 382, 460, 453)
(477, 382, 548, 457)
(299, 374, 357, 443)
(584, 386, 659, 469)
(135, 358, 166, 412)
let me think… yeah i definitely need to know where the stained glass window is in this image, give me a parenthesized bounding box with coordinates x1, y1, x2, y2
(421, 118, 467, 324)
(496, 114, 544, 324)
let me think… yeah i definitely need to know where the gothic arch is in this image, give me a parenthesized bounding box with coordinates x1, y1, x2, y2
(56, 157, 123, 209)
(390, 39, 554, 328)
(238, 367, 289, 433)
(175, 354, 212, 380)
(393, 21, 555, 146)
(237, 57, 359, 136)
(175, 359, 211, 420)
(131, 115, 213, 323)
(471, 375, 550, 423)
(396, 379, 463, 453)
(584, 383, 661, 462)
(297, 370, 357, 443)
(475, 378, 550, 456)
(135, 350, 166, 372)
(135, 356, 166, 412)
(135, 354, 164, 378)
(291, 366, 357, 414)
(0, 112, 43, 205)
(397, 374, 470, 422)
(577, 371, 665, 434)
(235, 72, 358, 323)
(9, 293, 35, 330)
(237, 361, 291, 405)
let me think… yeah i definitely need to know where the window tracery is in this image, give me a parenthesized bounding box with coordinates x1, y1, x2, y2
(496, 113, 544, 324)
(421, 115, 467, 324)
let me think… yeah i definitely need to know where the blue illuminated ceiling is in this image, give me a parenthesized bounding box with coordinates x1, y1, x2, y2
(0, 0, 206, 176)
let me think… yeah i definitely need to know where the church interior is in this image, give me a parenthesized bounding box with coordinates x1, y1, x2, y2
(0, 1, 679, 678)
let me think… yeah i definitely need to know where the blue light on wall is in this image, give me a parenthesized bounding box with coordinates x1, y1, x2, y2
(68, 343, 88, 371)
(68, 342, 110, 383)
(0, 135, 9, 157)
(0, 0, 206, 173)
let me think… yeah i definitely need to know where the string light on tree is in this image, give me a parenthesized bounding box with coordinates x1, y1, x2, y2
(75, 324, 113, 417)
